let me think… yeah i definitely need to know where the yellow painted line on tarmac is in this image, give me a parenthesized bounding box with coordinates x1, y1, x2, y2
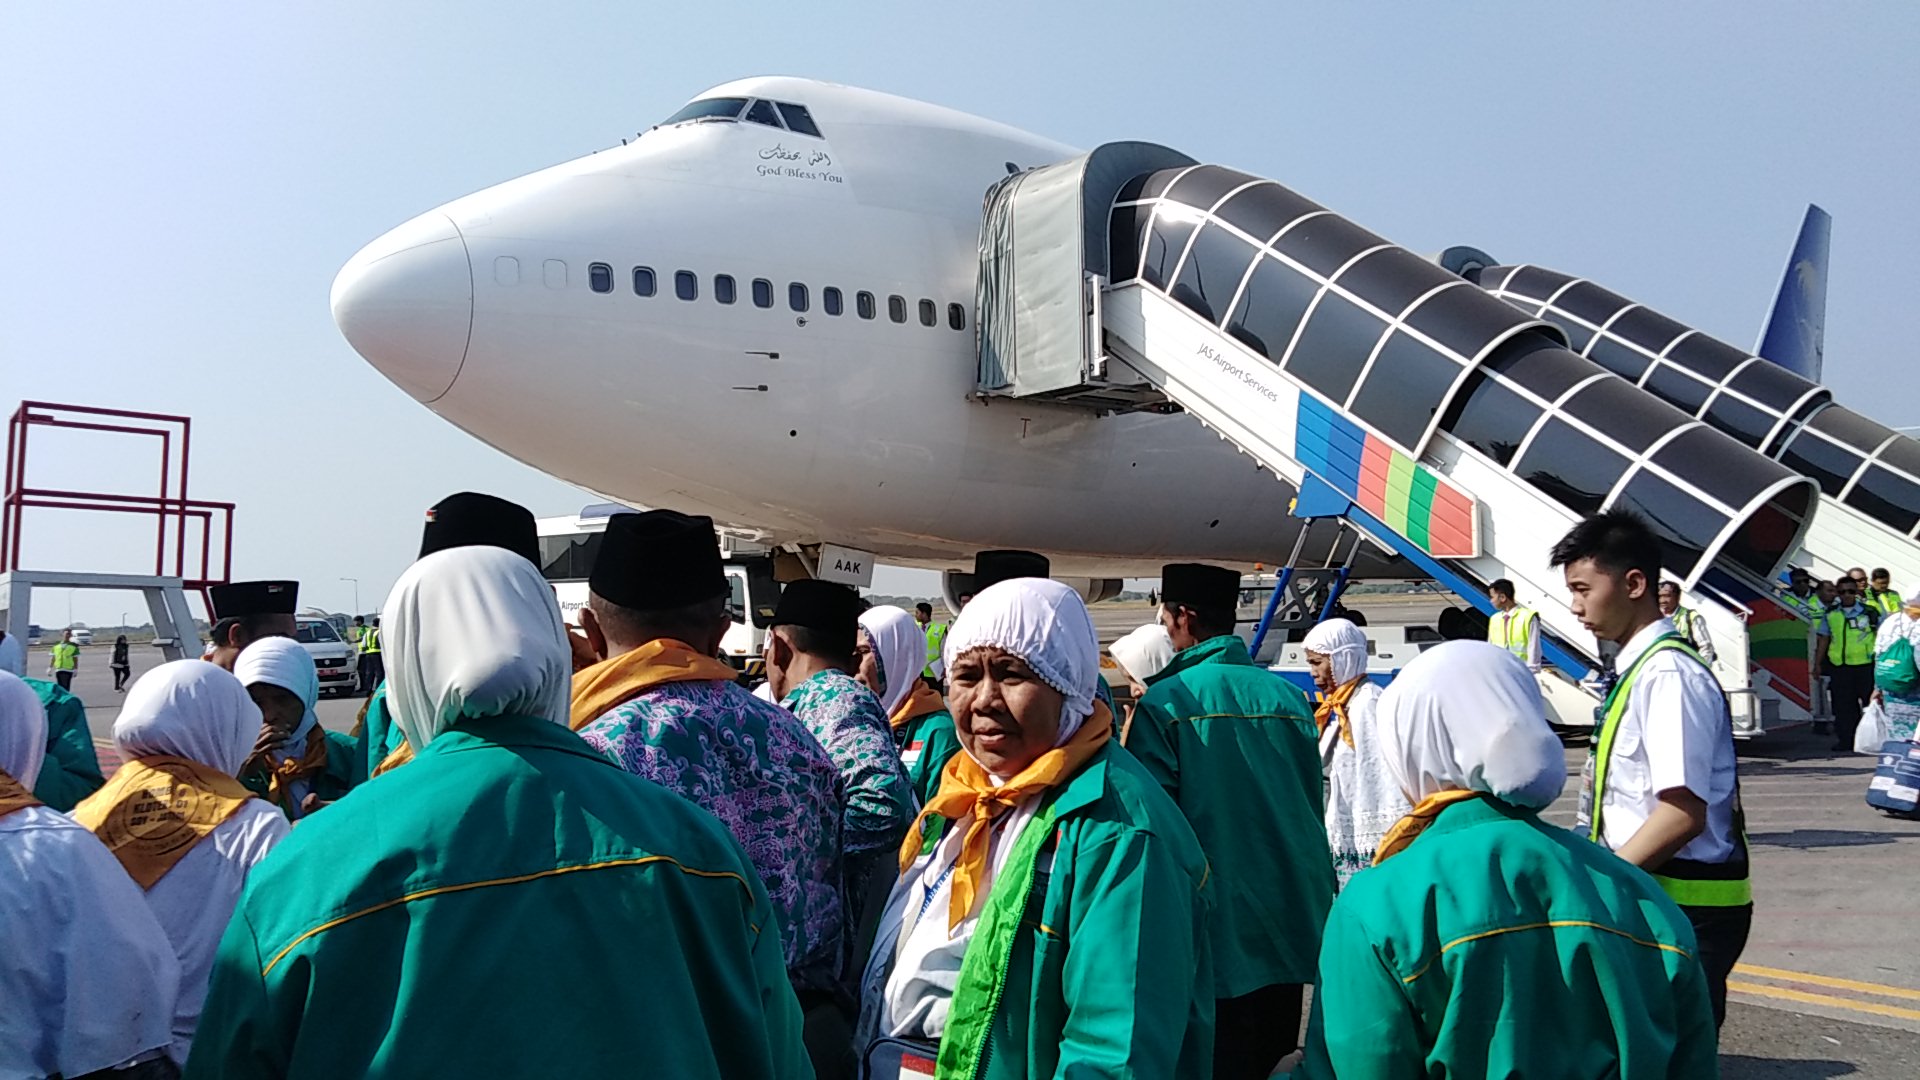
(1728, 980, 1920, 1023)
(1734, 963, 1920, 1003)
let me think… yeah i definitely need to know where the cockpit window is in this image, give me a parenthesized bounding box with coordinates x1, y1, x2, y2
(776, 103, 822, 138)
(662, 98, 748, 125)
(744, 99, 782, 128)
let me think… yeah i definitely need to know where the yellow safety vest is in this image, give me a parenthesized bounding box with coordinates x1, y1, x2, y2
(1487, 607, 1536, 660)
(1823, 607, 1877, 667)
(1590, 634, 1751, 907)
(49, 642, 79, 671)
(1868, 589, 1902, 618)
(360, 627, 382, 655)
(922, 621, 948, 677)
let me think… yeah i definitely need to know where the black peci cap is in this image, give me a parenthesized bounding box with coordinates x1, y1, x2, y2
(420, 492, 540, 566)
(208, 580, 299, 620)
(588, 509, 728, 611)
(1159, 563, 1241, 613)
(771, 579, 865, 658)
(973, 550, 1051, 593)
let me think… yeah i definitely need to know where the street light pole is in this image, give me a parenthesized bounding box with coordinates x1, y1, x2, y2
(340, 577, 360, 616)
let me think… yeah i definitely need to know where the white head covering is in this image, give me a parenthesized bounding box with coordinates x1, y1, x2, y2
(1304, 618, 1369, 686)
(0, 669, 47, 783)
(114, 661, 263, 776)
(944, 578, 1098, 745)
(858, 605, 928, 717)
(383, 546, 572, 752)
(0, 630, 26, 677)
(1375, 640, 1566, 808)
(1108, 623, 1175, 687)
(234, 637, 319, 742)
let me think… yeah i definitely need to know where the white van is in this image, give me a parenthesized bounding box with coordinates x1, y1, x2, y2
(537, 505, 779, 679)
(295, 616, 357, 697)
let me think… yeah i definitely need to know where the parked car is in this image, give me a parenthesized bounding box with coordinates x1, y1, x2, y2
(70, 628, 94, 646)
(295, 617, 356, 697)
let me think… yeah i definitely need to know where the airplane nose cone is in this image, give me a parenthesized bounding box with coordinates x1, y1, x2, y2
(331, 211, 473, 402)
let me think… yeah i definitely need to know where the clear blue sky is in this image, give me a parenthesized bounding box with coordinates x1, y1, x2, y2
(3, 3, 1916, 625)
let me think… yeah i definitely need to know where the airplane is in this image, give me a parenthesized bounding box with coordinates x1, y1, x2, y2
(330, 75, 1377, 596)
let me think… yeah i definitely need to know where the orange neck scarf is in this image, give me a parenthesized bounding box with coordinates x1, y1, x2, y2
(889, 681, 947, 731)
(267, 736, 329, 814)
(898, 701, 1113, 930)
(0, 767, 41, 820)
(1314, 676, 1366, 749)
(570, 638, 741, 730)
(1373, 790, 1480, 865)
(71, 755, 256, 888)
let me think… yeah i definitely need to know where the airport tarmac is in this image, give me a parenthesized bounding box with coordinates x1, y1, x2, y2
(29, 636, 1920, 1076)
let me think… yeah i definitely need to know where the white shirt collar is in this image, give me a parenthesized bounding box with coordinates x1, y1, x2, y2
(1615, 616, 1678, 673)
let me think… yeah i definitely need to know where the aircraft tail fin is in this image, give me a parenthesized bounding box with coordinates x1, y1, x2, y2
(1755, 204, 1830, 384)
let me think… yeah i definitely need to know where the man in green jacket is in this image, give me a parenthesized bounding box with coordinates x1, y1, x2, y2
(1126, 563, 1332, 1080)
(188, 545, 811, 1078)
(27, 675, 104, 811)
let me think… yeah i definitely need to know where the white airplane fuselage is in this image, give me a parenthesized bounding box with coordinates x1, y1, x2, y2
(332, 77, 1299, 576)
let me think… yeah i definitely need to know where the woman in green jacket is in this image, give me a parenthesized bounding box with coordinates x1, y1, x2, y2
(858, 605, 962, 806)
(1290, 641, 1718, 1079)
(856, 578, 1213, 1079)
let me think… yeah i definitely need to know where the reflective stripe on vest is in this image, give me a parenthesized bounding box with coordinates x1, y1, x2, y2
(1869, 590, 1902, 618)
(361, 628, 381, 654)
(1488, 608, 1535, 658)
(1590, 633, 1752, 907)
(1824, 608, 1875, 667)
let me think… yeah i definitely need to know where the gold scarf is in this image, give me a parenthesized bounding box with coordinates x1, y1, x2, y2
(71, 756, 256, 888)
(1314, 676, 1365, 749)
(264, 735, 329, 813)
(1373, 790, 1481, 865)
(898, 701, 1113, 930)
(0, 767, 41, 819)
(889, 681, 947, 731)
(373, 742, 414, 776)
(570, 638, 741, 731)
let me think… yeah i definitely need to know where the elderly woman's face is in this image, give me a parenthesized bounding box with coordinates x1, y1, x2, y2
(949, 645, 1065, 777)
(1306, 650, 1336, 694)
(853, 629, 884, 698)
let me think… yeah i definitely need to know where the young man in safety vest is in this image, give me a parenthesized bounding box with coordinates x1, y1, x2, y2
(1657, 581, 1716, 665)
(1817, 578, 1880, 752)
(1554, 510, 1749, 1028)
(1486, 578, 1542, 672)
(47, 629, 80, 691)
(356, 617, 383, 697)
(913, 601, 947, 685)
(1867, 569, 1902, 618)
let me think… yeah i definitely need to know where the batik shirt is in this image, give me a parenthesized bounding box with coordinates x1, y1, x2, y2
(781, 670, 916, 857)
(580, 678, 846, 989)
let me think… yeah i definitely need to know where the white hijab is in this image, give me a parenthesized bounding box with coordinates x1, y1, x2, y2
(0, 630, 26, 677)
(234, 637, 319, 743)
(944, 578, 1099, 746)
(1304, 618, 1369, 686)
(0, 669, 47, 783)
(858, 605, 928, 717)
(114, 661, 263, 776)
(1108, 623, 1175, 687)
(1376, 640, 1566, 807)
(383, 546, 572, 752)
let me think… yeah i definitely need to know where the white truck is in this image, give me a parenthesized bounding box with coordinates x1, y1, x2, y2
(536, 505, 779, 679)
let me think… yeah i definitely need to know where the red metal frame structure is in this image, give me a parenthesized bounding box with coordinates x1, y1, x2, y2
(2, 401, 234, 593)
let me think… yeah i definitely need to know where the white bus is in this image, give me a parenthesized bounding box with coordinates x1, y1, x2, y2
(536, 504, 779, 678)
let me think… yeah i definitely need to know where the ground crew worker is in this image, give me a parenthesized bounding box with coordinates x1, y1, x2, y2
(1868, 569, 1902, 617)
(47, 629, 80, 691)
(1780, 567, 1824, 620)
(1657, 582, 1717, 665)
(914, 601, 947, 683)
(1553, 510, 1750, 1027)
(1126, 562, 1330, 1079)
(204, 581, 300, 671)
(356, 618, 383, 696)
(1486, 579, 1542, 672)
(1818, 578, 1880, 752)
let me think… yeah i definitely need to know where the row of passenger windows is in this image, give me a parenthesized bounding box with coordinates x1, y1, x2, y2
(591, 263, 968, 330)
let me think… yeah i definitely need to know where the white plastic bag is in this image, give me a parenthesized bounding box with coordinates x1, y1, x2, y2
(1855, 700, 1891, 754)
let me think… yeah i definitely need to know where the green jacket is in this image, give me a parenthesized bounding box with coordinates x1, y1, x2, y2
(1293, 797, 1717, 1079)
(238, 729, 361, 815)
(26, 676, 104, 811)
(1127, 635, 1332, 994)
(914, 742, 1214, 1079)
(186, 714, 812, 1079)
(895, 707, 962, 806)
